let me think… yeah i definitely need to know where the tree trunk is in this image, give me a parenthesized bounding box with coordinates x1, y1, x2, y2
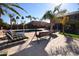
(0, 6, 1, 17)
(30, 18, 32, 22)
(0, 14, 1, 18)
(56, 23, 59, 31)
(0, 16, 1, 29)
(50, 19, 55, 33)
(10, 18, 12, 29)
(62, 25, 64, 34)
(48, 19, 55, 40)
(17, 23, 18, 30)
(0, 6, 2, 29)
(23, 24, 24, 32)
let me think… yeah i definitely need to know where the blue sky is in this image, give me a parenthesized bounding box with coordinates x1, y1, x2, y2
(1, 3, 79, 24)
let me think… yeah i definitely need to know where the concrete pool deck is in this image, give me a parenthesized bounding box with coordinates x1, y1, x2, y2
(0, 30, 79, 56)
(7, 32, 49, 56)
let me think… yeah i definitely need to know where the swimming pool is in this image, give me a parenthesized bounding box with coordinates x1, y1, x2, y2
(14, 29, 42, 32)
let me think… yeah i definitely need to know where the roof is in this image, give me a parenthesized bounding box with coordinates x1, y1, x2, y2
(27, 21, 50, 28)
(57, 11, 79, 17)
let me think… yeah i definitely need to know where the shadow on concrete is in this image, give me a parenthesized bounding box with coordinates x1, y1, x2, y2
(51, 36, 79, 56)
(11, 39, 50, 56)
(0, 40, 25, 51)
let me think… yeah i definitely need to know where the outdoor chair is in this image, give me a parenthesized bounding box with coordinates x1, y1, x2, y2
(35, 31, 58, 43)
(0, 30, 28, 44)
(5, 30, 28, 42)
(6, 30, 23, 38)
(0, 30, 28, 51)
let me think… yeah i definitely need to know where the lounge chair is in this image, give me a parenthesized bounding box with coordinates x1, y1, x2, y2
(0, 30, 28, 43)
(0, 30, 28, 50)
(5, 30, 28, 42)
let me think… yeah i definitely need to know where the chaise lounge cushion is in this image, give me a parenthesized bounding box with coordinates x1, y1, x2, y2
(6, 30, 28, 41)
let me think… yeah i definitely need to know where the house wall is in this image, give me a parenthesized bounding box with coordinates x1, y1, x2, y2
(68, 14, 79, 23)
(57, 13, 79, 34)
(58, 13, 79, 24)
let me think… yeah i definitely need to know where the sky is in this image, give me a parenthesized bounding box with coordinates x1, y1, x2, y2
(1, 3, 79, 24)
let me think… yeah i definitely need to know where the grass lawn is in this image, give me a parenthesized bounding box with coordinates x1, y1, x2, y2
(60, 32, 79, 39)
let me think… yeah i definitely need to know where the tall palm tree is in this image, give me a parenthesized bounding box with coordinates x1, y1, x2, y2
(0, 18, 3, 29)
(16, 16, 25, 30)
(26, 15, 39, 22)
(32, 17, 39, 21)
(16, 16, 20, 19)
(12, 18, 16, 24)
(9, 14, 14, 29)
(9, 14, 16, 29)
(42, 10, 55, 32)
(26, 15, 33, 22)
(21, 16, 24, 19)
(21, 16, 25, 31)
(42, 4, 61, 32)
(16, 16, 20, 29)
(21, 20, 26, 31)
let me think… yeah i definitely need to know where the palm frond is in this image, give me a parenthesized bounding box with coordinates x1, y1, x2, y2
(42, 10, 54, 20)
(27, 15, 32, 18)
(10, 4, 28, 13)
(3, 9, 8, 14)
(8, 14, 14, 18)
(21, 16, 24, 19)
(57, 9, 67, 16)
(12, 18, 16, 22)
(0, 8, 5, 15)
(53, 4, 62, 13)
(2, 4, 21, 16)
(16, 16, 19, 19)
(32, 17, 38, 20)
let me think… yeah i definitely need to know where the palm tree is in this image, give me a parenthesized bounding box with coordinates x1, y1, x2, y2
(16, 16, 25, 30)
(42, 10, 55, 32)
(0, 3, 27, 29)
(26, 15, 33, 22)
(21, 16, 24, 19)
(21, 20, 26, 32)
(9, 14, 14, 29)
(16, 16, 19, 19)
(16, 16, 20, 29)
(42, 4, 61, 33)
(0, 18, 3, 29)
(21, 16, 25, 31)
(26, 15, 39, 22)
(32, 17, 39, 21)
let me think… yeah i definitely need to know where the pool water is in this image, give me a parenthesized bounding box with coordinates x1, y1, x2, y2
(14, 29, 42, 32)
